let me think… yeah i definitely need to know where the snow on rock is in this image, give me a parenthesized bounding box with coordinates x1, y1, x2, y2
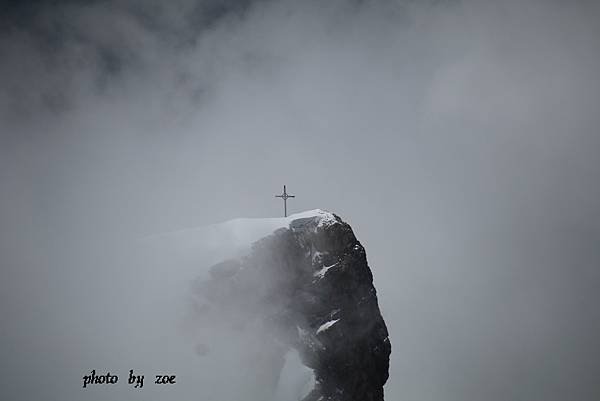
(316, 319, 340, 335)
(144, 209, 336, 252)
(140, 209, 338, 282)
(313, 262, 339, 279)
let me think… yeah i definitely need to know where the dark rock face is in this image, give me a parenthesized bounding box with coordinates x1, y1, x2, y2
(191, 212, 391, 401)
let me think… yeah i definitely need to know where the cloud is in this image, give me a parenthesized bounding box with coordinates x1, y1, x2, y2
(1, 1, 599, 400)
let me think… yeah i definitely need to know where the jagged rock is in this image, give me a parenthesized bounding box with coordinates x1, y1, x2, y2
(190, 210, 391, 401)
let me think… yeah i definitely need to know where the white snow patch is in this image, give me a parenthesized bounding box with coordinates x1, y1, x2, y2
(316, 319, 340, 335)
(313, 262, 338, 279)
(289, 209, 335, 222)
(317, 213, 337, 229)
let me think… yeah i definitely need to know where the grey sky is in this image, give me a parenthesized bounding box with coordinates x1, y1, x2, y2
(1, 0, 600, 400)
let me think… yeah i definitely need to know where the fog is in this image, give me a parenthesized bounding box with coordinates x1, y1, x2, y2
(1, 0, 600, 400)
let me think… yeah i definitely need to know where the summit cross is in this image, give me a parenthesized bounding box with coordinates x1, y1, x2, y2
(275, 185, 295, 217)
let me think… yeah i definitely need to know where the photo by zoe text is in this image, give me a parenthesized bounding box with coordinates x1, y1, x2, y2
(82, 369, 176, 389)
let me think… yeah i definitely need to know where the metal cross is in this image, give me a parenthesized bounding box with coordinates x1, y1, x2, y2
(275, 185, 295, 217)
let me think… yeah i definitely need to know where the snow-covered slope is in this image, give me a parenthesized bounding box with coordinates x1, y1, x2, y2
(142, 209, 336, 277)
(146, 208, 335, 252)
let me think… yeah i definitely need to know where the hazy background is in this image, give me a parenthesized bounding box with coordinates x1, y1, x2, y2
(1, 0, 600, 400)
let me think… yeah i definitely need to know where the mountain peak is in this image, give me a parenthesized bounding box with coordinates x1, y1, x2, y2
(189, 211, 391, 401)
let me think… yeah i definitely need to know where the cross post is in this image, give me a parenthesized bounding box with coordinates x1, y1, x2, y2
(275, 185, 295, 217)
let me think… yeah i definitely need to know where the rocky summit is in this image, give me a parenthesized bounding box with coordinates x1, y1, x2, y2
(190, 210, 391, 401)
